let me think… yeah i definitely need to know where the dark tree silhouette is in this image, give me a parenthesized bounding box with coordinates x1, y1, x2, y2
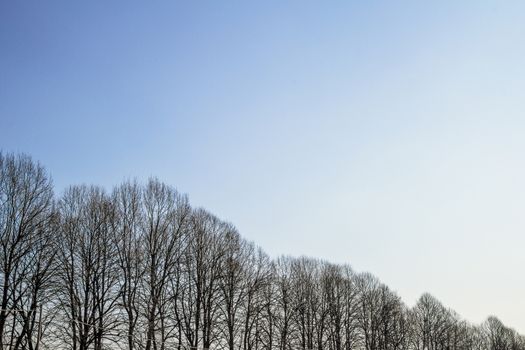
(0, 152, 523, 350)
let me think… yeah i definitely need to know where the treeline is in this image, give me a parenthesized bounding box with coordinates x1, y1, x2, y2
(0, 152, 523, 350)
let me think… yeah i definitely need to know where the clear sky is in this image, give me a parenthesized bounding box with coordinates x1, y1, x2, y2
(2, 0, 525, 332)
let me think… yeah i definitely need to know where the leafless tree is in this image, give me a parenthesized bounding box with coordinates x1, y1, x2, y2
(240, 247, 270, 350)
(141, 179, 190, 350)
(112, 181, 144, 350)
(0, 153, 54, 350)
(219, 228, 252, 350)
(481, 316, 524, 350)
(55, 186, 120, 350)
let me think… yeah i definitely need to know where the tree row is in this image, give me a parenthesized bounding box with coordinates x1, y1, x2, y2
(0, 152, 522, 350)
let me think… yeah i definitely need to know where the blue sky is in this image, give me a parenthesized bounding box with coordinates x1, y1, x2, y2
(2, 1, 525, 332)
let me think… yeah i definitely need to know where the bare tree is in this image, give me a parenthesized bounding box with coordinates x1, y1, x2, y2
(219, 228, 251, 350)
(482, 316, 520, 350)
(273, 257, 297, 350)
(112, 181, 144, 350)
(240, 247, 270, 350)
(289, 257, 319, 350)
(141, 179, 190, 350)
(0, 153, 54, 350)
(55, 186, 120, 350)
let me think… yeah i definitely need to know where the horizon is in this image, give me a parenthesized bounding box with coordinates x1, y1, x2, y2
(2, 0, 525, 334)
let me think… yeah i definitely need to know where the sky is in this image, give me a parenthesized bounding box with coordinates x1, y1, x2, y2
(2, 0, 525, 333)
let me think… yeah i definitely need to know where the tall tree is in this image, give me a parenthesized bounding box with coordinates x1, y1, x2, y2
(56, 186, 120, 350)
(0, 153, 54, 350)
(142, 179, 190, 350)
(112, 181, 144, 350)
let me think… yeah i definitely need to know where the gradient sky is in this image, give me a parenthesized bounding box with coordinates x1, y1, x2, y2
(2, 0, 525, 332)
